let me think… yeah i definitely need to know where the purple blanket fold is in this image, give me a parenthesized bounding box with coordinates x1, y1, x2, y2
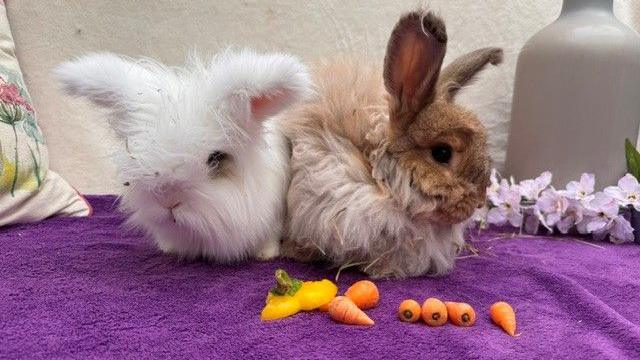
(1, 196, 640, 359)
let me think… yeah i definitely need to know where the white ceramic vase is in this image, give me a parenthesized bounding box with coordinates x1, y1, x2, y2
(505, 0, 640, 189)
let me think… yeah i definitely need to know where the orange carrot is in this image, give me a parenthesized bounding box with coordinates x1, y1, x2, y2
(445, 302, 476, 327)
(421, 298, 448, 326)
(398, 299, 421, 322)
(345, 280, 379, 310)
(328, 296, 374, 326)
(490, 301, 517, 336)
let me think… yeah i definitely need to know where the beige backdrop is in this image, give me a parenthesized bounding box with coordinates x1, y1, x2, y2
(6, 0, 640, 194)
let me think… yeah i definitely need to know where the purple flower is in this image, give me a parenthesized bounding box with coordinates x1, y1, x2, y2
(559, 173, 595, 202)
(523, 205, 545, 234)
(579, 193, 619, 232)
(478, 169, 633, 243)
(578, 192, 634, 243)
(487, 183, 523, 227)
(604, 174, 640, 210)
(604, 216, 634, 244)
(519, 171, 552, 201)
(536, 188, 569, 229)
(556, 199, 584, 234)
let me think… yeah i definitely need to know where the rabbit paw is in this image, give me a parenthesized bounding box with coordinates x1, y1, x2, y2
(156, 239, 177, 255)
(255, 237, 280, 261)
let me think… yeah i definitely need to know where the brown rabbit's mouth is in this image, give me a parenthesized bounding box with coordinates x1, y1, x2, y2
(414, 187, 480, 225)
(432, 193, 480, 225)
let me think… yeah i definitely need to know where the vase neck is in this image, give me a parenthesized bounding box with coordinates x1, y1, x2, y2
(561, 0, 613, 17)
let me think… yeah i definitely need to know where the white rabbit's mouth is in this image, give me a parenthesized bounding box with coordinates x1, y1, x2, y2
(167, 202, 182, 223)
(119, 185, 188, 227)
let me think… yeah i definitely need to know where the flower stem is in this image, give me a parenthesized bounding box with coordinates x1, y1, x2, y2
(0, 135, 3, 176)
(27, 143, 40, 188)
(10, 123, 18, 196)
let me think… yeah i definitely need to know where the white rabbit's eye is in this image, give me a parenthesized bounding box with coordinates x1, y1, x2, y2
(207, 151, 228, 168)
(431, 144, 453, 164)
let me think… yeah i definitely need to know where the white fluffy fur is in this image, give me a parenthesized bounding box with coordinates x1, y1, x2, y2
(54, 49, 311, 262)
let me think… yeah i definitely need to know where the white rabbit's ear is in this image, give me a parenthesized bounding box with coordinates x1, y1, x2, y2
(54, 52, 153, 110)
(217, 50, 311, 123)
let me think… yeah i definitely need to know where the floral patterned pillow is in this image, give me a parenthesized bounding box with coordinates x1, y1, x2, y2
(0, 3, 90, 225)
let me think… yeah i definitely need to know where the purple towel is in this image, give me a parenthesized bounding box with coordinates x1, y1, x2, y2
(1, 196, 639, 359)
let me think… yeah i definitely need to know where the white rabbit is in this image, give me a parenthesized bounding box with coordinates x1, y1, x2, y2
(55, 49, 311, 262)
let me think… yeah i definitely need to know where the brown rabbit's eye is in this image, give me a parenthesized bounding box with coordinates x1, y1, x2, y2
(207, 151, 227, 168)
(431, 144, 453, 164)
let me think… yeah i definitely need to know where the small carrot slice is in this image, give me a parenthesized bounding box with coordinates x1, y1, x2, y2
(398, 299, 421, 322)
(345, 280, 379, 310)
(490, 301, 517, 336)
(421, 298, 448, 326)
(328, 296, 374, 326)
(445, 302, 476, 327)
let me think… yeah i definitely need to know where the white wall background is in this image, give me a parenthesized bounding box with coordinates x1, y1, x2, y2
(6, 0, 640, 194)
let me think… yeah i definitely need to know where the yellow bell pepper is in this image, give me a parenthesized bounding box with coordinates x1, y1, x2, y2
(260, 269, 338, 321)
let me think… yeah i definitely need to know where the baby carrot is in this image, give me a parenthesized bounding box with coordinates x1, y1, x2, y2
(345, 280, 379, 310)
(328, 296, 374, 326)
(421, 298, 448, 326)
(445, 302, 476, 327)
(490, 301, 517, 336)
(398, 299, 421, 322)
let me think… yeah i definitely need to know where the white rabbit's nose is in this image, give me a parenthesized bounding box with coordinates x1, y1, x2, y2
(156, 196, 181, 210)
(154, 186, 182, 209)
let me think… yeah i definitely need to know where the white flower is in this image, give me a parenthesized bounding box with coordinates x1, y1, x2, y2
(519, 171, 552, 201)
(578, 192, 634, 243)
(486, 169, 501, 203)
(477, 169, 635, 244)
(559, 173, 595, 202)
(470, 207, 489, 229)
(472, 206, 488, 223)
(523, 206, 545, 234)
(487, 184, 523, 227)
(605, 216, 635, 244)
(556, 199, 584, 234)
(604, 173, 640, 210)
(579, 193, 619, 232)
(536, 188, 569, 229)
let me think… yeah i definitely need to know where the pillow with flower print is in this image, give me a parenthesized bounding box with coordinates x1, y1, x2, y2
(0, 2, 90, 225)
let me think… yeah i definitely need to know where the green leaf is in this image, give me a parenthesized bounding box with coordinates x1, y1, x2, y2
(625, 138, 640, 179)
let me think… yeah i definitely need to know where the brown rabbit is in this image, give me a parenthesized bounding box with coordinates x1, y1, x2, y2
(280, 10, 502, 278)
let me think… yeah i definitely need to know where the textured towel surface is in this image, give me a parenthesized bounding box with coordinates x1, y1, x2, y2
(2, 196, 640, 359)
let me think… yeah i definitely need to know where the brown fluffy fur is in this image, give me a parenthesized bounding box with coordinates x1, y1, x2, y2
(280, 10, 502, 278)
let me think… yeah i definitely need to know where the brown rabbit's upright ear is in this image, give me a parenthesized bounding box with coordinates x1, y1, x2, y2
(383, 11, 447, 133)
(436, 47, 503, 102)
